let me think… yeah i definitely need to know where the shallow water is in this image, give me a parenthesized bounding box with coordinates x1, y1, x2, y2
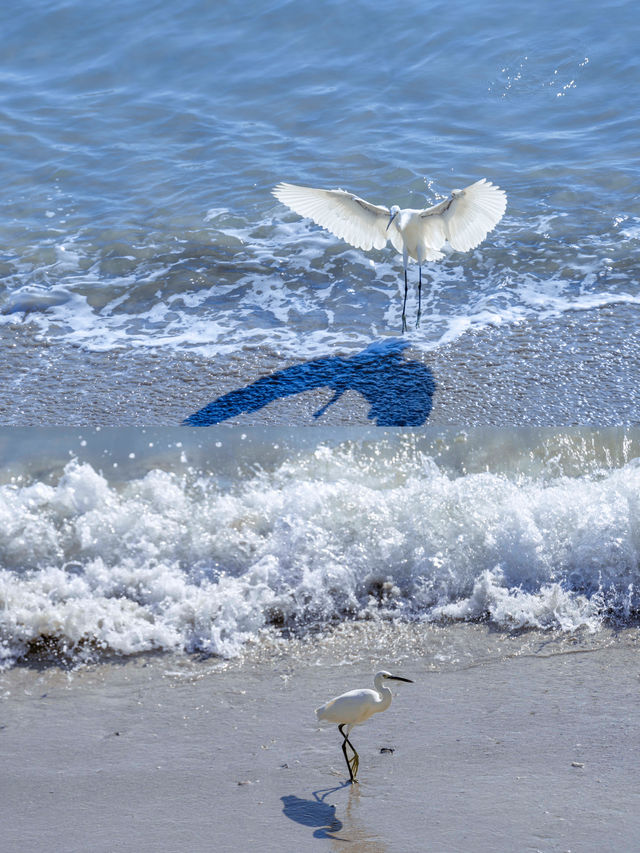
(4, 632, 640, 853)
(0, 0, 638, 423)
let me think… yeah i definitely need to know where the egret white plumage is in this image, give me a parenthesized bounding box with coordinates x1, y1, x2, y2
(315, 670, 413, 783)
(272, 179, 507, 332)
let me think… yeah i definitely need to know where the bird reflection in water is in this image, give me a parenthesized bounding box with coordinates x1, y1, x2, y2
(184, 340, 435, 426)
(281, 785, 348, 840)
(281, 784, 387, 851)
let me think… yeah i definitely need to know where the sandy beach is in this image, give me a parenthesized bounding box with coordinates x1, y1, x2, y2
(1, 303, 639, 427)
(2, 623, 639, 853)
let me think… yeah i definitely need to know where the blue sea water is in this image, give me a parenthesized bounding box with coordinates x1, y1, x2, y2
(0, 0, 638, 363)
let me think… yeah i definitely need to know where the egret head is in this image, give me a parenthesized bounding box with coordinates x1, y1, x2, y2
(375, 670, 414, 684)
(386, 205, 401, 230)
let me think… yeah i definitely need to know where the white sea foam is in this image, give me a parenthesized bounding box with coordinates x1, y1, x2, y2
(1, 203, 638, 360)
(1, 442, 639, 667)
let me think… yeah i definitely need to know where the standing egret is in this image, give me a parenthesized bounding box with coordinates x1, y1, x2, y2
(272, 179, 507, 332)
(315, 671, 413, 783)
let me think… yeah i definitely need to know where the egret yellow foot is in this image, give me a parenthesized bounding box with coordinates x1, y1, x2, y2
(348, 751, 359, 782)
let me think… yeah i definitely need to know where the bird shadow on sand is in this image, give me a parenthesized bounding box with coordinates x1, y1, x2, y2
(183, 339, 436, 426)
(281, 784, 351, 841)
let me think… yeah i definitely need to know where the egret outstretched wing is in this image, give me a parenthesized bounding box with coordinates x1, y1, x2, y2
(421, 179, 507, 253)
(273, 176, 507, 333)
(272, 182, 391, 252)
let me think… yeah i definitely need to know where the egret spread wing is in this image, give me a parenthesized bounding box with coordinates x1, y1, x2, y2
(272, 182, 391, 251)
(420, 179, 506, 253)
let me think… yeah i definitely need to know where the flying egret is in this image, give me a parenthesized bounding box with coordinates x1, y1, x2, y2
(272, 179, 507, 332)
(315, 671, 413, 783)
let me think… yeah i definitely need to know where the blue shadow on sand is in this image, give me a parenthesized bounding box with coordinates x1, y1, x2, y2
(281, 784, 350, 840)
(183, 339, 436, 426)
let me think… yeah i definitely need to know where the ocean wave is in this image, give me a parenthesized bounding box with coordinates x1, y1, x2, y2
(1, 442, 639, 667)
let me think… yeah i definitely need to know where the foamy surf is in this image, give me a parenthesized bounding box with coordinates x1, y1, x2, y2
(1, 428, 639, 668)
(2, 197, 639, 361)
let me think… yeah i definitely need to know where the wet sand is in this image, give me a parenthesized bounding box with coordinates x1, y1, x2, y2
(1, 303, 639, 426)
(3, 625, 640, 852)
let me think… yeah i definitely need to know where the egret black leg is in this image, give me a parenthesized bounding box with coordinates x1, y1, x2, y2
(341, 738, 355, 782)
(338, 724, 359, 783)
(402, 269, 408, 334)
(416, 266, 422, 328)
(338, 724, 358, 757)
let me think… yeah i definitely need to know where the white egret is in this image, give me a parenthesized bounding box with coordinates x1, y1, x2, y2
(315, 671, 413, 783)
(272, 179, 507, 332)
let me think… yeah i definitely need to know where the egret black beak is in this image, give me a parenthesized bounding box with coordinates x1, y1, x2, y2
(386, 211, 397, 231)
(387, 675, 413, 683)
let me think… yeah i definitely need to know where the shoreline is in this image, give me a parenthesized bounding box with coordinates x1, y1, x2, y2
(3, 623, 640, 852)
(1, 303, 639, 426)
